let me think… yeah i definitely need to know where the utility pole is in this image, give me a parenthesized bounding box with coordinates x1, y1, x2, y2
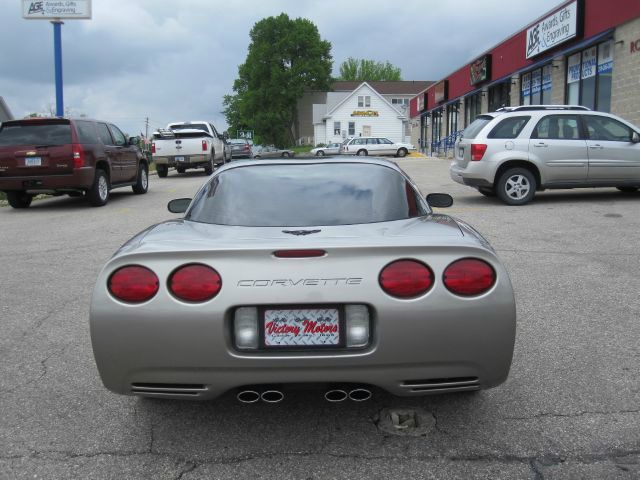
(145, 117, 149, 139)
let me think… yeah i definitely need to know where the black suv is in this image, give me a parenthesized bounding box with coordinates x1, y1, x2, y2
(0, 117, 149, 208)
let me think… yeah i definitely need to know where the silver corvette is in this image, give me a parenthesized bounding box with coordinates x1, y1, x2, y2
(90, 158, 516, 402)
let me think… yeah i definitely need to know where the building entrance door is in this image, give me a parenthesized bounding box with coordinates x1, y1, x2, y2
(362, 125, 371, 137)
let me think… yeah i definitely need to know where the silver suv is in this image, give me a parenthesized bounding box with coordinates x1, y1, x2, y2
(450, 106, 640, 205)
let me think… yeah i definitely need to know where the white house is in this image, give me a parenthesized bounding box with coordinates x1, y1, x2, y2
(313, 82, 414, 146)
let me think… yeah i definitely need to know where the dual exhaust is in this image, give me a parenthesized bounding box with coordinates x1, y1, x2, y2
(236, 386, 372, 404)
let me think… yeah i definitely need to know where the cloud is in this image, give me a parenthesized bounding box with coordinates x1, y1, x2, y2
(1, 0, 561, 136)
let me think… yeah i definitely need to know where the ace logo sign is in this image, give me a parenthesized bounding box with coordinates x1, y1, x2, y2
(22, 0, 92, 19)
(526, 0, 579, 59)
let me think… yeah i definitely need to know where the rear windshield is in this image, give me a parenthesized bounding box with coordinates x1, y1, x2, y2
(229, 139, 247, 144)
(169, 123, 208, 132)
(0, 122, 72, 147)
(186, 163, 427, 227)
(461, 115, 493, 139)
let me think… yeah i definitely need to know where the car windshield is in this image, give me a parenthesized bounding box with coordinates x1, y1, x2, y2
(461, 115, 494, 139)
(0, 122, 72, 146)
(186, 163, 426, 227)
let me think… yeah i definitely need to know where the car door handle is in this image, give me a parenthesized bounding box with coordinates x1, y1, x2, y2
(589, 144, 604, 150)
(533, 143, 548, 148)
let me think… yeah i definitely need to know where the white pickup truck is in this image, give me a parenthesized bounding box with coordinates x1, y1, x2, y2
(151, 121, 228, 177)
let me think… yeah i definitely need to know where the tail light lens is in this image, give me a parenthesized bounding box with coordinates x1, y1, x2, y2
(379, 260, 434, 298)
(72, 143, 85, 168)
(169, 264, 221, 302)
(443, 258, 495, 296)
(108, 266, 159, 303)
(471, 144, 488, 161)
(151, 142, 156, 154)
(202, 140, 207, 152)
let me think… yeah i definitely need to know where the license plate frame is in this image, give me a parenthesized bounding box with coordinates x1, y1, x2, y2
(25, 157, 42, 167)
(175, 156, 185, 162)
(260, 304, 345, 349)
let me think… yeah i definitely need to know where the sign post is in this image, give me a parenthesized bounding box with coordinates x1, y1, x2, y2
(22, 1, 92, 117)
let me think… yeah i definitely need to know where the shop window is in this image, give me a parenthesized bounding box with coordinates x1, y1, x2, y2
(565, 40, 613, 112)
(348, 122, 355, 136)
(431, 108, 443, 144)
(521, 65, 552, 106)
(447, 103, 459, 136)
(464, 93, 482, 126)
(488, 82, 510, 112)
(357, 96, 371, 108)
(333, 122, 341, 135)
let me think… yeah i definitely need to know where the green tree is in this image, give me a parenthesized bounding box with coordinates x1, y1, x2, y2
(338, 58, 402, 82)
(224, 14, 332, 146)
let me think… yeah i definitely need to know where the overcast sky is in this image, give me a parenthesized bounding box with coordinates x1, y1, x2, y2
(2, 0, 562, 136)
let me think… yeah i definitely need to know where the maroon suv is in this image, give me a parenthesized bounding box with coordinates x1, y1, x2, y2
(0, 118, 148, 208)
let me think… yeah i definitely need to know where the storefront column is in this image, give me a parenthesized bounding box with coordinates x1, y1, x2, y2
(480, 88, 489, 113)
(551, 57, 567, 105)
(611, 18, 640, 126)
(509, 76, 520, 106)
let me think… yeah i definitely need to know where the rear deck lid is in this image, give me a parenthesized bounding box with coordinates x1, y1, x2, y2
(0, 119, 74, 176)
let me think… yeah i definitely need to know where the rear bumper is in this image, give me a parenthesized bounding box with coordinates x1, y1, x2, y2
(0, 167, 95, 192)
(153, 155, 210, 166)
(449, 163, 493, 188)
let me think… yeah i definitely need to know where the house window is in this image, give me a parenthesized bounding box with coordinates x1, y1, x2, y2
(348, 122, 355, 136)
(358, 96, 371, 108)
(566, 40, 613, 112)
(391, 98, 409, 105)
(333, 122, 341, 135)
(521, 65, 552, 106)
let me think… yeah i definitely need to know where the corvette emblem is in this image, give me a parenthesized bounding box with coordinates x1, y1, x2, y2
(282, 229, 321, 236)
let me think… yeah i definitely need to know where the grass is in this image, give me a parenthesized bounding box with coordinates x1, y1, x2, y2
(292, 145, 313, 154)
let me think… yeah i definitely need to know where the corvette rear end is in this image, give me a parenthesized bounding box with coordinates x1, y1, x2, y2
(90, 159, 516, 401)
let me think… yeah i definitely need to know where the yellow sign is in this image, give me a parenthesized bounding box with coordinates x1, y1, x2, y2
(351, 110, 379, 117)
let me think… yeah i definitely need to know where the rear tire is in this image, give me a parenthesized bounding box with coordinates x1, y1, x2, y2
(132, 163, 149, 194)
(316, 150, 325, 156)
(7, 191, 33, 209)
(282, 151, 290, 158)
(156, 165, 168, 178)
(617, 186, 638, 193)
(87, 169, 109, 207)
(496, 168, 536, 206)
(204, 156, 214, 175)
(357, 149, 368, 156)
(397, 148, 407, 158)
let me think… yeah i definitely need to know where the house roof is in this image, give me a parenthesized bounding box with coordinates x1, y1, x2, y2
(325, 82, 406, 119)
(331, 81, 433, 95)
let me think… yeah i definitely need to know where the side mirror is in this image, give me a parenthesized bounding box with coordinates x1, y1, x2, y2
(167, 198, 192, 213)
(426, 193, 453, 208)
(129, 136, 140, 146)
(632, 132, 640, 144)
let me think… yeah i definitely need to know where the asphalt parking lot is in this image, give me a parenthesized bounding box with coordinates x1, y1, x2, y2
(1, 157, 638, 479)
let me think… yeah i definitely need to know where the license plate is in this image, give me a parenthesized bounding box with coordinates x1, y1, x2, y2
(264, 307, 340, 347)
(458, 148, 464, 158)
(175, 156, 185, 162)
(25, 157, 42, 166)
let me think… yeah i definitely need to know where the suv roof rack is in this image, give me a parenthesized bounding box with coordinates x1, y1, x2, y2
(495, 105, 591, 112)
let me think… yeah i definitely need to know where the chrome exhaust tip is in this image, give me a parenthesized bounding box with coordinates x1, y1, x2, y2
(236, 390, 261, 404)
(261, 390, 285, 403)
(348, 388, 372, 402)
(324, 389, 348, 402)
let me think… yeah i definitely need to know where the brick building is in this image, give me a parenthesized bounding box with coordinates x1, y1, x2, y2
(410, 0, 640, 155)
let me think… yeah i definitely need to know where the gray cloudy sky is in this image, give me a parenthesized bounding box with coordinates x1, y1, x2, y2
(2, 0, 561, 136)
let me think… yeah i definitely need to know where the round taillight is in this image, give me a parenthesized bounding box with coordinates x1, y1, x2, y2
(379, 260, 434, 298)
(108, 266, 159, 303)
(168, 264, 222, 302)
(443, 258, 496, 296)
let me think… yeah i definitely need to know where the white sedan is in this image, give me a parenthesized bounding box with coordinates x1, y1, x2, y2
(340, 137, 416, 157)
(310, 142, 342, 156)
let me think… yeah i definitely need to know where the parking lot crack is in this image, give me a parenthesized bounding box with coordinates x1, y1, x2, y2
(0, 345, 69, 396)
(503, 409, 640, 420)
(174, 461, 197, 480)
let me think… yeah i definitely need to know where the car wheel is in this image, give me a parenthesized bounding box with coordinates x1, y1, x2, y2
(357, 149, 368, 156)
(6, 191, 33, 209)
(396, 148, 408, 158)
(254, 155, 261, 159)
(204, 156, 214, 175)
(616, 186, 638, 193)
(156, 165, 168, 178)
(87, 169, 109, 207)
(496, 168, 536, 205)
(316, 150, 325, 156)
(176, 166, 185, 174)
(132, 163, 149, 194)
(282, 151, 290, 158)
(478, 187, 495, 197)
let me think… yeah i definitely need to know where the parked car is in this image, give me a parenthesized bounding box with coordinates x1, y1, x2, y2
(340, 137, 416, 157)
(251, 145, 295, 158)
(90, 158, 516, 402)
(152, 121, 227, 177)
(311, 142, 342, 156)
(227, 138, 253, 159)
(0, 117, 148, 208)
(450, 105, 640, 205)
